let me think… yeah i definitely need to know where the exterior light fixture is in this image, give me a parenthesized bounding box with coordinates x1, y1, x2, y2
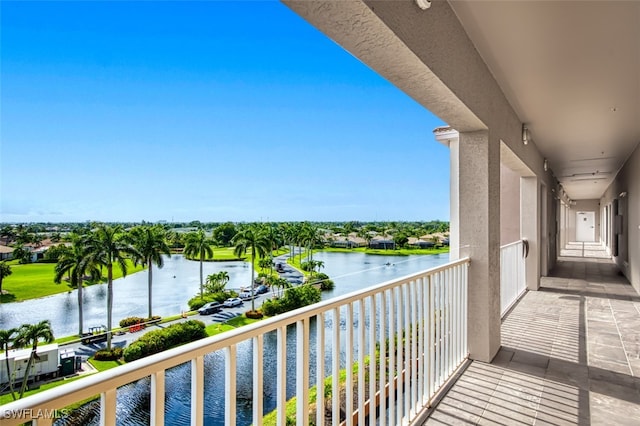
(522, 124, 530, 145)
(415, 0, 432, 9)
(620, 191, 627, 198)
(543, 158, 548, 171)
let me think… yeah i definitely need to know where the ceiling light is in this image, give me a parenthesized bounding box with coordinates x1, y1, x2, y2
(522, 124, 530, 145)
(415, 0, 431, 10)
(620, 191, 627, 198)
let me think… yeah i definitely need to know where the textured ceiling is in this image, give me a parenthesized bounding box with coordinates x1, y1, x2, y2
(450, 1, 640, 200)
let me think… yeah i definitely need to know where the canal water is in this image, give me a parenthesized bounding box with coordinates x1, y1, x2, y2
(2, 251, 449, 425)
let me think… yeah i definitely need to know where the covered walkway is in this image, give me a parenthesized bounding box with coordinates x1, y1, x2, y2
(424, 256, 640, 425)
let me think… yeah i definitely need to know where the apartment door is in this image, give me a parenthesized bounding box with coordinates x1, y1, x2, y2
(576, 211, 596, 242)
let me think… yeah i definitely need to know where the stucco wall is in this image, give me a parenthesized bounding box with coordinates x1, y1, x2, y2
(500, 165, 521, 246)
(600, 142, 640, 292)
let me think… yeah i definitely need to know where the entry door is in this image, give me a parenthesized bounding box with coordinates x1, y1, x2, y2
(576, 211, 596, 242)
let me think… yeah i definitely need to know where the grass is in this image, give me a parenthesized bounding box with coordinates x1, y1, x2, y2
(261, 360, 364, 425)
(184, 246, 245, 261)
(88, 357, 125, 372)
(1, 260, 145, 302)
(204, 322, 237, 336)
(225, 315, 264, 327)
(0, 374, 89, 405)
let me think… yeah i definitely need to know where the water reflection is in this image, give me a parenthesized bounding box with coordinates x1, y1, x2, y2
(52, 252, 449, 425)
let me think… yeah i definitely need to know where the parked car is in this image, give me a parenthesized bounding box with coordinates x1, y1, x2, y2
(198, 302, 222, 315)
(223, 297, 243, 308)
(239, 290, 255, 300)
(255, 284, 269, 294)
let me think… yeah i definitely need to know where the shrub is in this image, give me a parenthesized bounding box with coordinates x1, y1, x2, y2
(309, 273, 335, 291)
(94, 347, 123, 361)
(123, 320, 207, 362)
(261, 285, 321, 316)
(119, 317, 145, 328)
(245, 310, 264, 319)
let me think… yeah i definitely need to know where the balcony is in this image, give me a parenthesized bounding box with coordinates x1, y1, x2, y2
(1, 241, 638, 425)
(0, 259, 471, 426)
(425, 252, 640, 425)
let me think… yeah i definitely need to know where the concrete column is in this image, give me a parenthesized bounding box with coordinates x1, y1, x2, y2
(449, 138, 460, 260)
(458, 130, 501, 363)
(521, 177, 541, 290)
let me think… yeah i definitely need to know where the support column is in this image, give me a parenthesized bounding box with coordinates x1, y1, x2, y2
(449, 138, 460, 260)
(458, 130, 501, 363)
(521, 177, 541, 290)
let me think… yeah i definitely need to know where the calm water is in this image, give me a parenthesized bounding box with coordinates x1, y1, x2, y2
(0, 256, 254, 336)
(6, 251, 449, 426)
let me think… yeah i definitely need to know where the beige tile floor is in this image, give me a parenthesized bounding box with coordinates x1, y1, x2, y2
(423, 251, 640, 425)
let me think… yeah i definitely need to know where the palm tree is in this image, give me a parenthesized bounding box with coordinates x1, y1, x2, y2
(85, 224, 139, 350)
(128, 225, 172, 319)
(15, 320, 54, 398)
(0, 328, 18, 400)
(11, 245, 31, 264)
(183, 229, 215, 300)
(205, 271, 230, 294)
(312, 260, 325, 277)
(54, 233, 100, 337)
(0, 261, 12, 301)
(233, 224, 270, 312)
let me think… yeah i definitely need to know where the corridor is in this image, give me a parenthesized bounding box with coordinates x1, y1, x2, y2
(424, 255, 640, 425)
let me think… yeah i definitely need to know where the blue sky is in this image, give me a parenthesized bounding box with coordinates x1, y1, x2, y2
(1, 1, 449, 223)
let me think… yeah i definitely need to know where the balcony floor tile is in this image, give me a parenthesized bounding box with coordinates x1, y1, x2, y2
(420, 254, 640, 426)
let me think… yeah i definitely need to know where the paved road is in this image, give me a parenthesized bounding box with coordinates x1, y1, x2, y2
(68, 250, 306, 358)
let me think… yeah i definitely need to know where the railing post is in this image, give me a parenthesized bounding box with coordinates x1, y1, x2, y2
(191, 355, 204, 426)
(357, 299, 366, 426)
(332, 308, 341, 426)
(296, 319, 310, 426)
(225, 346, 237, 426)
(316, 313, 325, 426)
(100, 388, 116, 426)
(368, 295, 377, 426)
(252, 336, 264, 426)
(150, 370, 165, 426)
(276, 326, 287, 426)
(378, 291, 387, 426)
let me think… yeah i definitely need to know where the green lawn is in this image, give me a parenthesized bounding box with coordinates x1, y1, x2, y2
(184, 246, 290, 264)
(88, 357, 125, 372)
(184, 246, 246, 261)
(0, 374, 89, 405)
(204, 323, 236, 336)
(1, 260, 145, 303)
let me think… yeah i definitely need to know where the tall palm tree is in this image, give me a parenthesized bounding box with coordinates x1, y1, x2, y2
(0, 261, 12, 302)
(54, 233, 100, 337)
(183, 229, 215, 300)
(128, 225, 172, 319)
(15, 320, 54, 398)
(85, 224, 139, 350)
(0, 328, 18, 400)
(233, 224, 270, 312)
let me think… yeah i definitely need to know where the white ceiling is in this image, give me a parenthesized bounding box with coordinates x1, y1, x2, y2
(449, 1, 640, 200)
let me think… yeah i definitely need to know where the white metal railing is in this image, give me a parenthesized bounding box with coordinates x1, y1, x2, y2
(500, 240, 527, 317)
(0, 258, 470, 426)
